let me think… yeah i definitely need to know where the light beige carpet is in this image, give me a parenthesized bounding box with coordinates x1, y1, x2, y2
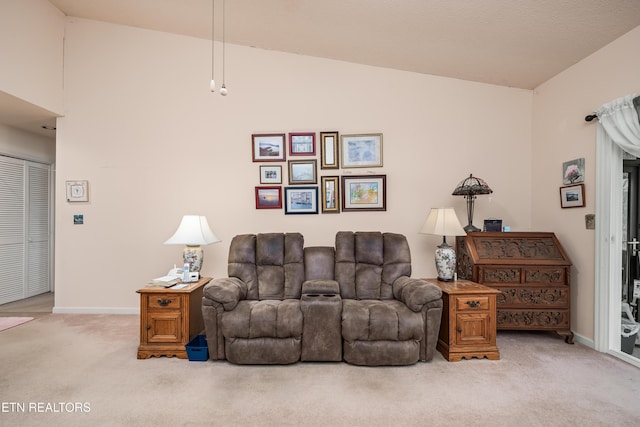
(1, 314, 640, 426)
(0, 317, 33, 332)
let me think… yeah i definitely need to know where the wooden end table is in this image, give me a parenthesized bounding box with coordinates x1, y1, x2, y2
(426, 279, 500, 362)
(136, 277, 211, 359)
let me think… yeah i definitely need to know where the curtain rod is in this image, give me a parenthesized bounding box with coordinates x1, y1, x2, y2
(585, 95, 640, 122)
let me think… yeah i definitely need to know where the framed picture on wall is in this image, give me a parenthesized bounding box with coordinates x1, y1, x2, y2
(288, 160, 317, 184)
(340, 133, 383, 168)
(252, 133, 286, 162)
(289, 132, 316, 156)
(259, 165, 282, 184)
(321, 176, 340, 213)
(559, 183, 585, 208)
(320, 131, 339, 169)
(66, 180, 89, 202)
(255, 186, 282, 209)
(284, 186, 318, 214)
(562, 158, 585, 184)
(342, 175, 386, 211)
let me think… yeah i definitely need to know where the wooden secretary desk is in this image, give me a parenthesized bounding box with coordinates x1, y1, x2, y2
(456, 232, 574, 343)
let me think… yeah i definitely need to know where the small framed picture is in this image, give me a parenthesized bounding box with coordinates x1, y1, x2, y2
(288, 160, 317, 184)
(66, 180, 89, 202)
(284, 186, 318, 214)
(562, 158, 585, 184)
(255, 186, 282, 209)
(252, 133, 286, 162)
(560, 184, 585, 208)
(320, 131, 339, 169)
(342, 175, 386, 211)
(289, 132, 316, 156)
(259, 165, 282, 184)
(321, 176, 340, 213)
(340, 133, 383, 168)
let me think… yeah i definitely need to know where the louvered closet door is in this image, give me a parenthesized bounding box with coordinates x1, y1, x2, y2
(0, 156, 51, 304)
(0, 156, 26, 304)
(27, 162, 51, 297)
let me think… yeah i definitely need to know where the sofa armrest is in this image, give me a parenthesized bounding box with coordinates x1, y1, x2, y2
(302, 279, 340, 295)
(203, 277, 248, 311)
(393, 276, 442, 312)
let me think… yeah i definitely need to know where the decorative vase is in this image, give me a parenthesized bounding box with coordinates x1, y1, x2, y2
(435, 243, 456, 282)
(183, 245, 204, 272)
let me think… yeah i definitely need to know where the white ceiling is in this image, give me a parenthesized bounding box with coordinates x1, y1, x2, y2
(5, 0, 640, 138)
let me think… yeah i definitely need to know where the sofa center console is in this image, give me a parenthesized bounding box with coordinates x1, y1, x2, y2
(301, 280, 342, 361)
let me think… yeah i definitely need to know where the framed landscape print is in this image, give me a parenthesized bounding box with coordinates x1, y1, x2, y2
(252, 133, 286, 162)
(559, 184, 585, 208)
(321, 176, 340, 213)
(259, 165, 282, 184)
(255, 186, 282, 209)
(284, 186, 318, 214)
(289, 132, 316, 156)
(288, 160, 317, 184)
(342, 175, 386, 211)
(320, 131, 339, 169)
(340, 133, 383, 168)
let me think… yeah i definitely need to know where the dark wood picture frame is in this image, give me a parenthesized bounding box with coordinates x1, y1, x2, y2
(342, 175, 386, 211)
(321, 176, 340, 213)
(255, 186, 282, 209)
(289, 132, 316, 156)
(559, 183, 585, 208)
(252, 133, 286, 162)
(320, 131, 339, 169)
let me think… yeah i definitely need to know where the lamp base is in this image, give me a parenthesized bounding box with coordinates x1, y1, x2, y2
(464, 224, 480, 233)
(183, 245, 203, 272)
(434, 242, 457, 282)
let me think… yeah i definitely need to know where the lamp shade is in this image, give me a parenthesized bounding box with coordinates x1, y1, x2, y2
(420, 208, 465, 237)
(452, 174, 493, 196)
(164, 215, 221, 246)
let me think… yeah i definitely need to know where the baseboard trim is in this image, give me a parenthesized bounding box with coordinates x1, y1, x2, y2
(52, 307, 140, 315)
(572, 331, 594, 349)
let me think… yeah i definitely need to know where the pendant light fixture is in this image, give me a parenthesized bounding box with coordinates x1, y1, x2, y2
(209, 0, 228, 96)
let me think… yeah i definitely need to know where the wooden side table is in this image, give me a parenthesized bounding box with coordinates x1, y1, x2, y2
(136, 277, 211, 359)
(426, 279, 500, 362)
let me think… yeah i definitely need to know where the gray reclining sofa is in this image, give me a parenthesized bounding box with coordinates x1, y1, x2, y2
(201, 231, 443, 365)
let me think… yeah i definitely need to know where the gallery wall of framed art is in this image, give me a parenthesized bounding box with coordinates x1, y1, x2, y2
(251, 131, 386, 215)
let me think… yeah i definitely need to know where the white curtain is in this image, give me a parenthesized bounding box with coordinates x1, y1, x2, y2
(594, 93, 640, 353)
(596, 94, 640, 154)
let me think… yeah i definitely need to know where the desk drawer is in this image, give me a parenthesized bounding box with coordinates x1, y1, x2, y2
(455, 295, 490, 311)
(146, 295, 181, 310)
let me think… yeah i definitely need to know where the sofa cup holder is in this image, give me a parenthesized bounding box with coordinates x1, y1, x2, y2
(304, 293, 337, 298)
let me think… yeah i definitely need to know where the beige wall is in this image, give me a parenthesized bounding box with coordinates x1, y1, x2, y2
(54, 18, 533, 312)
(0, 123, 55, 164)
(0, 0, 64, 114)
(532, 25, 640, 342)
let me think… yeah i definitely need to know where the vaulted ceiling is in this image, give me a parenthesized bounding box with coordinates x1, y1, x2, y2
(5, 0, 640, 137)
(49, 0, 640, 89)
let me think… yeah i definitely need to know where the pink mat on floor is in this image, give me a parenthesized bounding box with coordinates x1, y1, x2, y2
(0, 317, 34, 332)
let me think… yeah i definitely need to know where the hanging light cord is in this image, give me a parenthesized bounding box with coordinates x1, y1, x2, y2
(221, 0, 226, 90)
(210, 0, 215, 91)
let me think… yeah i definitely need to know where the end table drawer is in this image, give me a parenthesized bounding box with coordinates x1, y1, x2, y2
(146, 295, 181, 310)
(455, 295, 489, 311)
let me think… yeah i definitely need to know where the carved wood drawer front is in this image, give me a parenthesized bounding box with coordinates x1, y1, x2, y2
(481, 267, 521, 284)
(497, 309, 570, 328)
(523, 268, 567, 285)
(456, 295, 489, 311)
(495, 286, 569, 307)
(147, 295, 181, 310)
